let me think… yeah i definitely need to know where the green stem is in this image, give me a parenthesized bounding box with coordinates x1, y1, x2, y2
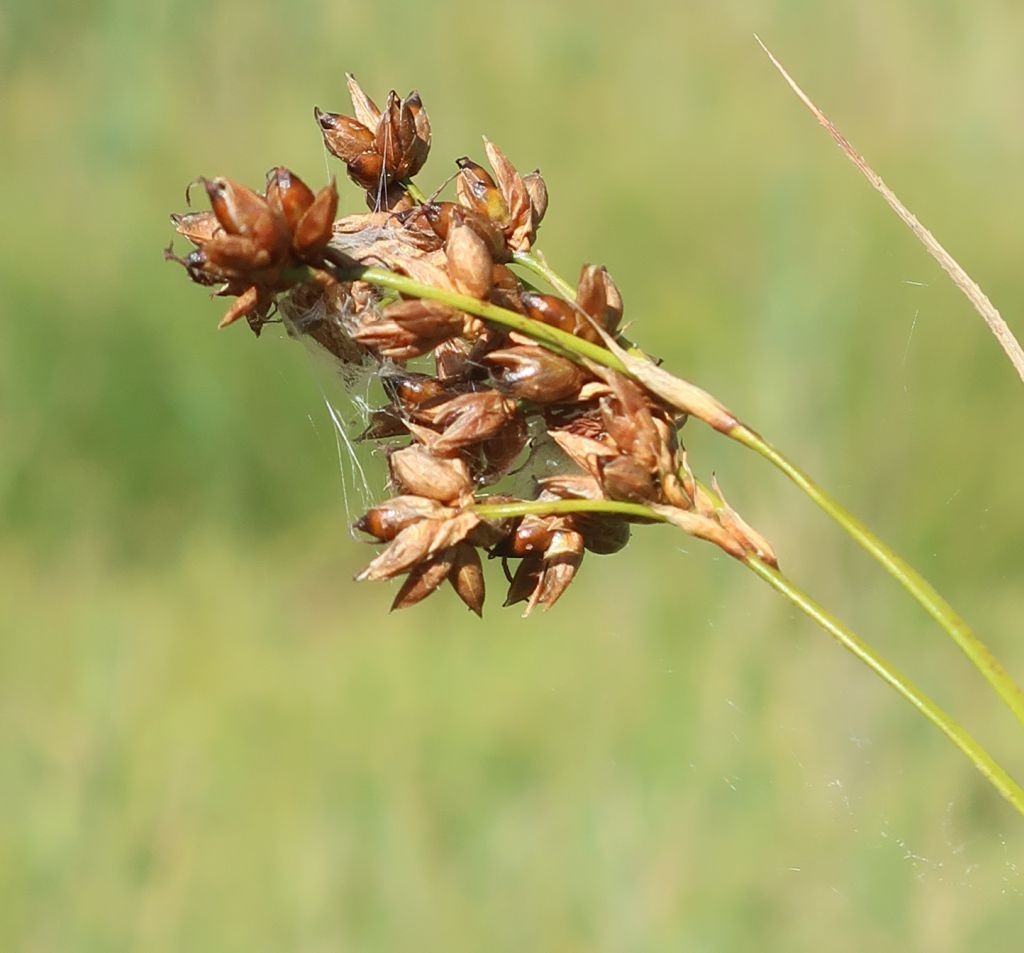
(471, 495, 1024, 817)
(325, 259, 628, 371)
(326, 259, 1024, 732)
(744, 556, 1024, 817)
(512, 250, 578, 300)
(731, 424, 1024, 730)
(401, 179, 428, 204)
(474, 498, 660, 523)
(505, 250, 1024, 734)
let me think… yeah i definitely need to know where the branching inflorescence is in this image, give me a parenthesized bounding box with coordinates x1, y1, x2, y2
(167, 75, 1024, 814)
(167, 74, 776, 617)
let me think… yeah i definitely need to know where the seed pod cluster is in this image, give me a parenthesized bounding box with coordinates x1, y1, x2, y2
(315, 74, 431, 203)
(167, 169, 337, 333)
(168, 76, 777, 615)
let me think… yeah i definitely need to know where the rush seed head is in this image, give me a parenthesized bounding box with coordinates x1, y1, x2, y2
(167, 74, 775, 615)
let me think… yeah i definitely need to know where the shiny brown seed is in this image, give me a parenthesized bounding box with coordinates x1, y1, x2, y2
(485, 346, 585, 404)
(521, 291, 579, 335)
(355, 495, 451, 541)
(491, 515, 556, 558)
(382, 370, 449, 408)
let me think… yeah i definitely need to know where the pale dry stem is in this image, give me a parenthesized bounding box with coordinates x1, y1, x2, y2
(755, 35, 1024, 384)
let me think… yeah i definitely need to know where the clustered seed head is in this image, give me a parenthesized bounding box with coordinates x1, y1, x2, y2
(167, 75, 776, 616)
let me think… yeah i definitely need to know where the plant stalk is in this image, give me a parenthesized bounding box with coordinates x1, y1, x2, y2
(326, 259, 1024, 733)
(512, 250, 579, 301)
(731, 423, 1024, 730)
(471, 496, 1024, 818)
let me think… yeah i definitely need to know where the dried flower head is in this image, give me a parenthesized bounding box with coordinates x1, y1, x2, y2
(167, 73, 775, 616)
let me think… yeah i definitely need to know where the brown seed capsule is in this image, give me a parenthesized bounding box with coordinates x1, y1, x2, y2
(598, 373, 663, 472)
(576, 264, 623, 335)
(402, 91, 431, 178)
(504, 554, 544, 608)
(203, 178, 280, 249)
(201, 233, 275, 276)
(368, 183, 416, 213)
(479, 413, 529, 482)
(490, 263, 523, 312)
(411, 391, 518, 457)
(357, 510, 483, 582)
(265, 166, 315, 233)
(456, 157, 509, 224)
(420, 203, 507, 259)
(381, 370, 448, 409)
(291, 179, 338, 259)
(521, 291, 579, 335)
(575, 514, 631, 555)
(522, 170, 549, 225)
(485, 346, 585, 403)
(446, 221, 493, 300)
(389, 444, 473, 503)
(351, 319, 448, 361)
(375, 91, 404, 175)
(391, 549, 456, 611)
(346, 149, 386, 191)
(356, 495, 451, 541)
(383, 299, 463, 337)
(531, 529, 584, 612)
(492, 515, 556, 558)
(537, 474, 605, 501)
(448, 543, 485, 616)
(599, 455, 658, 503)
(314, 107, 376, 163)
(483, 139, 535, 252)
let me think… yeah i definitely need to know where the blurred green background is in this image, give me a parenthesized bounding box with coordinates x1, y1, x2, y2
(3, 0, 1024, 949)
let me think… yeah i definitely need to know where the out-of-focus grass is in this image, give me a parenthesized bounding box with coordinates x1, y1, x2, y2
(3, 0, 1024, 949)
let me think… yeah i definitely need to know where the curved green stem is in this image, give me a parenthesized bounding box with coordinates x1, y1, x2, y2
(744, 556, 1024, 816)
(512, 250, 578, 300)
(503, 249, 1024, 734)
(731, 424, 1024, 729)
(471, 495, 1024, 817)
(324, 259, 628, 371)
(326, 258, 1024, 732)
